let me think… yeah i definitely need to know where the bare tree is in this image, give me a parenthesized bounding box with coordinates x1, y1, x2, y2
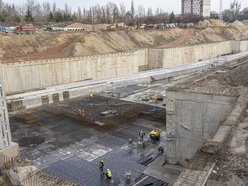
(0, 0, 4, 11)
(26, 0, 35, 10)
(52, 2, 56, 12)
(83, 8, 86, 19)
(77, 6, 82, 21)
(230, 0, 241, 20)
(42, 2, 51, 16)
(101, 6, 106, 23)
(137, 5, 145, 17)
(112, 5, 119, 23)
(119, 3, 126, 21)
(0, 0, 182, 25)
(147, 7, 153, 17)
(64, 3, 71, 14)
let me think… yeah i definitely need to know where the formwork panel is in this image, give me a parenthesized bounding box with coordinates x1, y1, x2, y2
(52, 93, 59, 103)
(41, 95, 49, 105)
(63, 91, 70, 100)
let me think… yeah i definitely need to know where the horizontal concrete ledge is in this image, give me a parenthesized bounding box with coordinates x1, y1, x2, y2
(6, 51, 248, 112)
(173, 163, 215, 186)
(212, 126, 232, 143)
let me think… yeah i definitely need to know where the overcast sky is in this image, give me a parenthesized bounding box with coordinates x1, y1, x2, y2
(3, 0, 248, 14)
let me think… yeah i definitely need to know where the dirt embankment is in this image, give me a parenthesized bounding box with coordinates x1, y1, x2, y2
(1, 25, 248, 62)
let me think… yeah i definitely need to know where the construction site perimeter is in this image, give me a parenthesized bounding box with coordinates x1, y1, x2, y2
(0, 21, 248, 186)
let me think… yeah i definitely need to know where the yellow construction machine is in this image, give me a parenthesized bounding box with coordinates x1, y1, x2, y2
(149, 129, 160, 141)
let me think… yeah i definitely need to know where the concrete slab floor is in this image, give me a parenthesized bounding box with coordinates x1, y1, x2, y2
(144, 156, 184, 185)
(10, 95, 167, 185)
(121, 73, 199, 108)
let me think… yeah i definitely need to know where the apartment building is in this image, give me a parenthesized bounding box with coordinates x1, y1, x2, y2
(182, 0, 211, 17)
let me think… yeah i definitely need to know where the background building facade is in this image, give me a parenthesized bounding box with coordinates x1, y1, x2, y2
(182, 0, 211, 17)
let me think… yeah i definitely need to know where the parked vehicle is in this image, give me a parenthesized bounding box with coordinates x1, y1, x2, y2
(0, 26, 7, 33)
(144, 24, 154, 30)
(43, 25, 64, 32)
(155, 23, 165, 29)
(14, 24, 36, 34)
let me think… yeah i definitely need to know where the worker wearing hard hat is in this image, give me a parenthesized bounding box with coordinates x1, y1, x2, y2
(99, 160, 104, 172)
(138, 130, 145, 141)
(149, 129, 160, 141)
(106, 169, 112, 180)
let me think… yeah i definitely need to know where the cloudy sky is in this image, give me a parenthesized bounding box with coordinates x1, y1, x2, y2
(3, 0, 248, 13)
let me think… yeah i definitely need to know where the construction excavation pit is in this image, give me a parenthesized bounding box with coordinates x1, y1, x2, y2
(7, 53, 248, 185)
(1, 21, 248, 186)
(10, 95, 171, 185)
(2, 45, 248, 186)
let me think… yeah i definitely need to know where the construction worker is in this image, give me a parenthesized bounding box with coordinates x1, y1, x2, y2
(139, 130, 145, 141)
(81, 109, 85, 117)
(99, 160, 104, 172)
(89, 91, 94, 99)
(106, 169, 112, 180)
(128, 138, 133, 145)
(128, 138, 133, 150)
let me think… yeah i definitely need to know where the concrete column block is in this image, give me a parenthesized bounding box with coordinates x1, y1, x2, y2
(8, 165, 37, 186)
(0, 142, 19, 167)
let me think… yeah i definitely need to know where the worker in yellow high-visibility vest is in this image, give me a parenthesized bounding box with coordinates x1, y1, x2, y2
(99, 160, 104, 172)
(139, 130, 145, 141)
(89, 91, 94, 99)
(106, 169, 112, 180)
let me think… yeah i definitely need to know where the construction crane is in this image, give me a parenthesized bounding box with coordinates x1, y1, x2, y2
(125, 12, 140, 30)
(219, 0, 223, 20)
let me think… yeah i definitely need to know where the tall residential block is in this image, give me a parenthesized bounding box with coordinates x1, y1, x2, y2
(182, 0, 211, 17)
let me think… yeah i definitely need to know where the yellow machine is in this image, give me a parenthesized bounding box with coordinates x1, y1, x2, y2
(106, 17, 124, 31)
(149, 129, 160, 141)
(107, 24, 117, 31)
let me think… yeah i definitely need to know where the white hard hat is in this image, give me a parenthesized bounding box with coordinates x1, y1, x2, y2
(107, 169, 109, 171)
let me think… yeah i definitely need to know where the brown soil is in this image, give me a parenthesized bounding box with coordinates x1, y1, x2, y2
(1, 25, 248, 63)
(169, 57, 248, 96)
(158, 29, 197, 48)
(223, 63, 248, 87)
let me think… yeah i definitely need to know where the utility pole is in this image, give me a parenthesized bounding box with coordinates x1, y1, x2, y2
(219, 0, 223, 20)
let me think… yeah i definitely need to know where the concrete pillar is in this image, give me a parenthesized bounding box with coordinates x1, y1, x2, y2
(0, 64, 12, 149)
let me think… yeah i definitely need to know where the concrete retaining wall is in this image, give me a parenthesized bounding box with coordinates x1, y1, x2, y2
(201, 88, 248, 154)
(2, 49, 147, 94)
(166, 91, 237, 165)
(2, 40, 248, 95)
(7, 61, 210, 112)
(162, 41, 235, 68)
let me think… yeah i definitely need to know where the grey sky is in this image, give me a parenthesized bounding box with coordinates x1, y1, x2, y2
(3, 0, 248, 14)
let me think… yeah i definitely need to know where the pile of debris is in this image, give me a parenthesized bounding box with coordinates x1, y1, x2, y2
(15, 113, 39, 125)
(209, 19, 225, 27)
(198, 20, 212, 28)
(230, 20, 244, 27)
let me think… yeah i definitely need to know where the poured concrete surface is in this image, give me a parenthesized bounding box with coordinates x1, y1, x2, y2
(144, 156, 183, 184)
